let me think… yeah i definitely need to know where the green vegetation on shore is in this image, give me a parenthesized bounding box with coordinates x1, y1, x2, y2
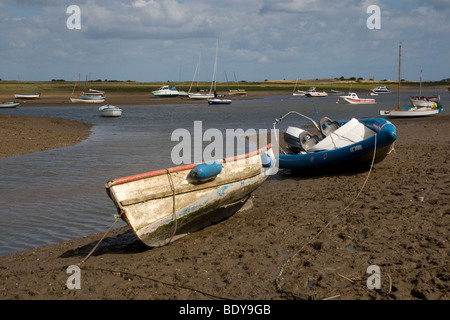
(0, 78, 448, 94)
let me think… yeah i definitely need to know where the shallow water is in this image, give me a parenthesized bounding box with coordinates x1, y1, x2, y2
(0, 90, 447, 256)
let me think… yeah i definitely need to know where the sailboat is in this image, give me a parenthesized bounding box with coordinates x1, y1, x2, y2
(380, 45, 443, 118)
(208, 40, 232, 105)
(409, 70, 439, 107)
(70, 74, 105, 103)
(188, 51, 214, 99)
(292, 77, 306, 97)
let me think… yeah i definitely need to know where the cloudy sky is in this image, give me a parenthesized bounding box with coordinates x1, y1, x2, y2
(1, 0, 449, 82)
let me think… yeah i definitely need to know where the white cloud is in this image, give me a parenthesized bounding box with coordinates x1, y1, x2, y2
(0, 0, 449, 81)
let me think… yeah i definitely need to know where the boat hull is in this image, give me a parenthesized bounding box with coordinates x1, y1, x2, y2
(70, 98, 105, 103)
(105, 145, 275, 247)
(371, 86, 391, 94)
(409, 97, 436, 108)
(380, 108, 442, 118)
(14, 93, 40, 99)
(0, 102, 20, 108)
(152, 85, 179, 98)
(278, 118, 397, 174)
(341, 98, 376, 104)
(153, 93, 179, 98)
(208, 98, 232, 105)
(188, 93, 215, 99)
(339, 93, 376, 104)
(100, 110, 122, 117)
(305, 92, 328, 97)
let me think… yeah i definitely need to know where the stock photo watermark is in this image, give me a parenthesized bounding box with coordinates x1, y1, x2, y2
(66, 265, 81, 290)
(170, 121, 279, 174)
(66, 5, 81, 30)
(367, 5, 381, 29)
(366, 265, 382, 290)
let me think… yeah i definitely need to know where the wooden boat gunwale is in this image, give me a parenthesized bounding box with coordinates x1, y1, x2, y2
(107, 143, 272, 187)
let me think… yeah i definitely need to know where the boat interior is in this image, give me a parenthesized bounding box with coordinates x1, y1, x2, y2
(284, 117, 376, 154)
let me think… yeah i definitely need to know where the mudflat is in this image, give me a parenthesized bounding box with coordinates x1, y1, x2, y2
(0, 114, 92, 158)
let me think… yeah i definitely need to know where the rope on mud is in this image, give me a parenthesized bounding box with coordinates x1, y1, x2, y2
(77, 211, 123, 267)
(88, 267, 232, 300)
(275, 134, 378, 299)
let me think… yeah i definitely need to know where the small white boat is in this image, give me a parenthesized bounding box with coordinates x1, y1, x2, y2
(380, 104, 443, 118)
(409, 95, 439, 107)
(293, 90, 306, 97)
(14, 93, 40, 99)
(208, 98, 232, 105)
(71, 88, 105, 103)
(99, 104, 122, 117)
(339, 92, 376, 104)
(409, 70, 438, 107)
(0, 101, 20, 108)
(82, 89, 105, 96)
(370, 86, 391, 94)
(188, 91, 215, 99)
(207, 90, 232, 105)
(152, 85, 180, 98)
(304, 87, 328, 97)
(80, 89, 106, 100)
(71, 97, 105, 103)
(228, 89, 247, 96)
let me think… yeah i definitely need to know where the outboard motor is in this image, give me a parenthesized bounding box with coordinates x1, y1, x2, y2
(284, 126, 319, 153)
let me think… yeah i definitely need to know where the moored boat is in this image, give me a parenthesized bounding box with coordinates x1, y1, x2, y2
(304, 87, 328, 97)
(0, 101, 20, 108)
(380, 104, 443, 118)
(409, 95, 439, 107)
(152, 85, 180, 98)
(274, 112, 397, 174)
(370, 86, 391, 94)
(339, 92, 376, 104)
(208, 97, 232, 105)
(292, 90, 306, 97)
(228, 89, 247, 96)
(70, 97, 105, 103)
(80, 89, 106, 101)
(380, 45, 444, 118)
(105, 144, 275, 247)
(188, 90, 215, 99)
(14, 93, 40, 99)
(99, 104, 122, 117)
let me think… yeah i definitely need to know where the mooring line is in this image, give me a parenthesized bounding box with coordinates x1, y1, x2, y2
(275, 134, 378, 299)
(78, 211, 123, 267)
